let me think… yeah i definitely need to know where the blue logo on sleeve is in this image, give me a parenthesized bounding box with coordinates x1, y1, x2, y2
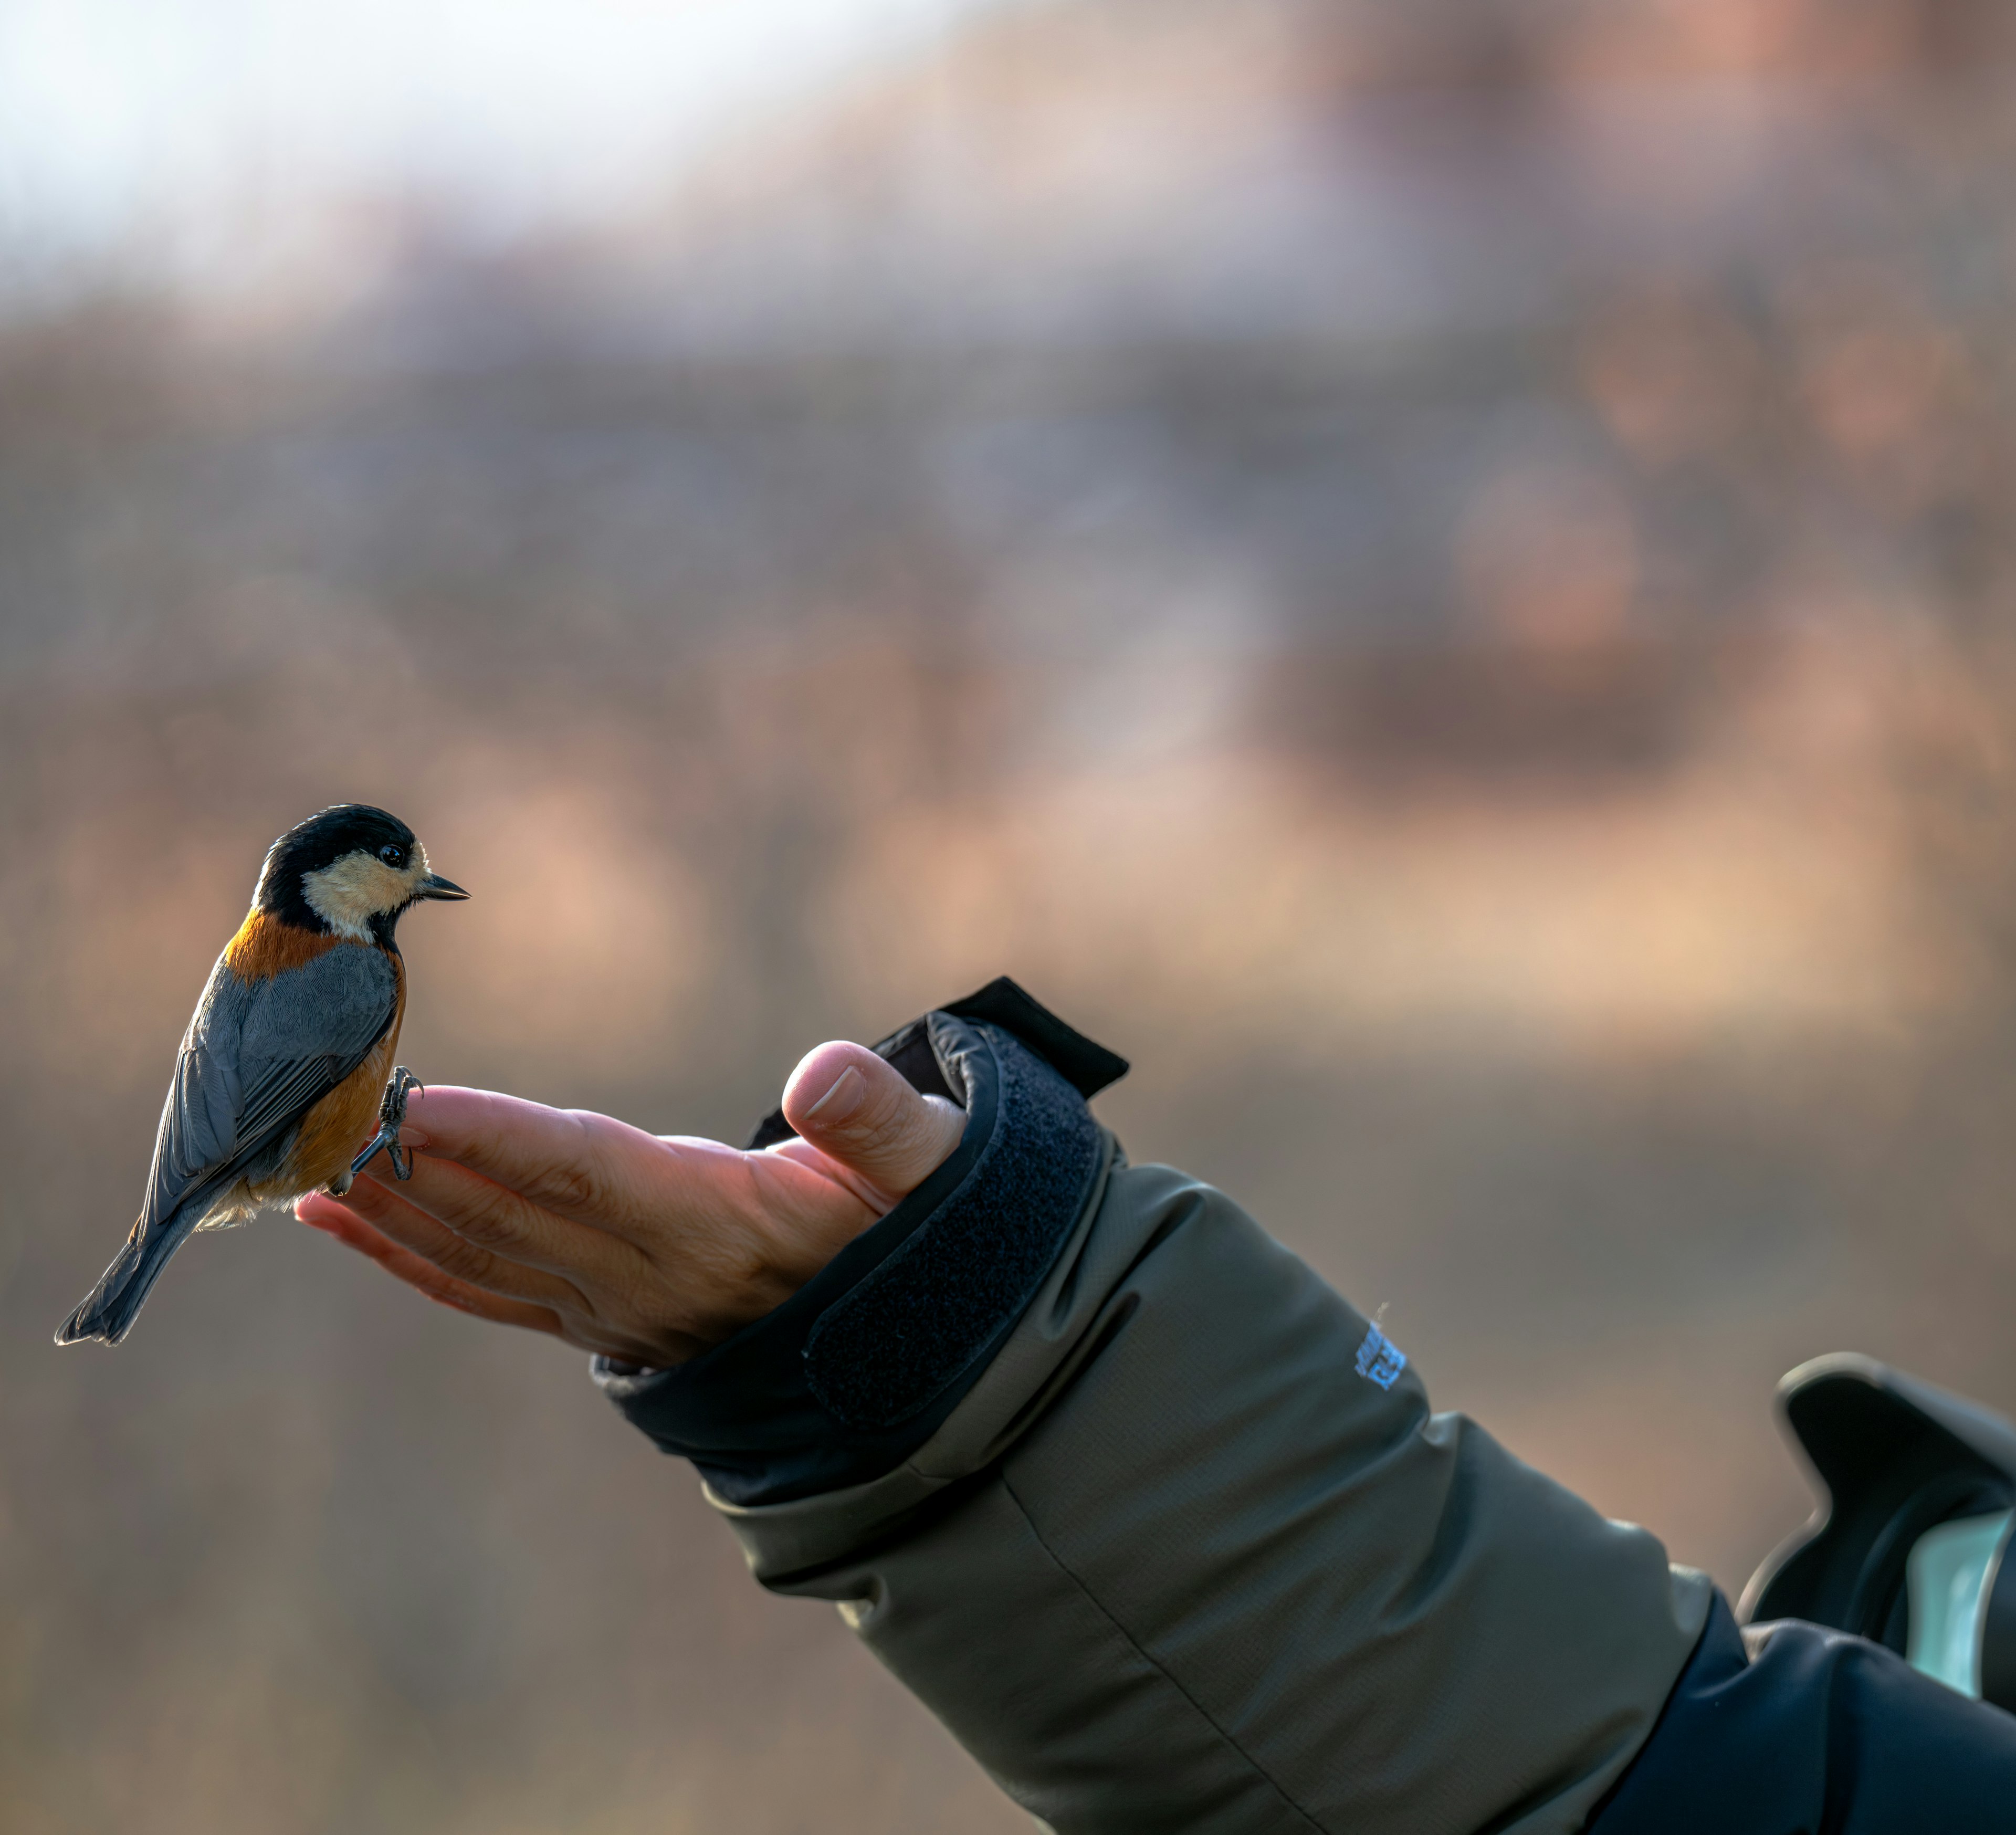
(1354, 1323, 1407, 1391)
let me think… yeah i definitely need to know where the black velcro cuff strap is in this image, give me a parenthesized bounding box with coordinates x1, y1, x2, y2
(804, 1016, 1102, 1429)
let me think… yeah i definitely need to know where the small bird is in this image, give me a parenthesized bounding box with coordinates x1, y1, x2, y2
(56, 804, 468, 1346)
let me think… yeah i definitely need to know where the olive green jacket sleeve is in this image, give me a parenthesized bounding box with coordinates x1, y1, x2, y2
(710, 1141, 1714, 1835)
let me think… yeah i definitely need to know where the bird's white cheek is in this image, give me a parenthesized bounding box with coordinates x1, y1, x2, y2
(301, 851, 408, 937)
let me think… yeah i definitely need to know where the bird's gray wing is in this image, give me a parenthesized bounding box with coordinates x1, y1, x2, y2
(142, 942, 398, 1227)
(58, 942, 398, 1346)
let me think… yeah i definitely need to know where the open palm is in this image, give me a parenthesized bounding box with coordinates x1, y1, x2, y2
(295, 1042, 965, 1367)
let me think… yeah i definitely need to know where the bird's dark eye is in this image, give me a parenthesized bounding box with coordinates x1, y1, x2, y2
(379, 844, 405, 867)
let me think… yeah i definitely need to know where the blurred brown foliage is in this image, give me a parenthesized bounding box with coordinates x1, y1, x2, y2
(10, 1, 2016, 1829)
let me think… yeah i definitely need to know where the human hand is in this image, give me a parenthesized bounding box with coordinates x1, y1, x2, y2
(295, 1043, 967, 1366)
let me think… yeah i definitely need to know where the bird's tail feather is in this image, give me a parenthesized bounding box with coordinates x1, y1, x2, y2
(55, 1199, 211, 1346)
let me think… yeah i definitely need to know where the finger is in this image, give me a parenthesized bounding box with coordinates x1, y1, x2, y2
(362, 1141, 649, 1287)
(385, 1087, 696, 1232)
(780, 1043, 967, 1208)
(299, 1194, 699, 1364)
(319, 1167, 598, 1315)
(296, 1193, 564, 1335)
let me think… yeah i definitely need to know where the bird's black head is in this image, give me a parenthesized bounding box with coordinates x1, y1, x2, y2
(254, 804, 469, 945)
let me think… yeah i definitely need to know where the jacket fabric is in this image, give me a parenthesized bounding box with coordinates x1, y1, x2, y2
(596, 983, 2016, 1831)
(1589, 1591, 2016, 1832)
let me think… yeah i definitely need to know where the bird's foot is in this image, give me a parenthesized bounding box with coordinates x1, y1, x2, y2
(350, 1066, 426, 1181)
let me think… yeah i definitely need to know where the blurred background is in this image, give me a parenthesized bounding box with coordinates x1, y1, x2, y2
(8, 0, 2016, 1828)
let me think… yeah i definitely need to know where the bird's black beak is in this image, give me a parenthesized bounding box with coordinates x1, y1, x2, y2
(417, 873, 469, 901)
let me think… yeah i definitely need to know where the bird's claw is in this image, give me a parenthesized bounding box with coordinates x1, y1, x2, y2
(350, 1066, 425, 1181)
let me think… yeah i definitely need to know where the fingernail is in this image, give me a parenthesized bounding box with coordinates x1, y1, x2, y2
(396, 1126, 430, 1148)
(803, 1065, 866, 1126)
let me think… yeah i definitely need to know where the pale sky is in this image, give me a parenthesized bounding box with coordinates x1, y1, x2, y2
(0, 0, 990, 293)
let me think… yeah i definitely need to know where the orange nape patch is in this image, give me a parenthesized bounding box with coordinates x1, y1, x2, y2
(223, 907, 340, 982)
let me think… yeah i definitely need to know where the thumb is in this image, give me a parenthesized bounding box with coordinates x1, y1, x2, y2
(781, 1041, 967, 1204)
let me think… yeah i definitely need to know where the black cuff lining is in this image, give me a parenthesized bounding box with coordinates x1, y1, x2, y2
(594, 994, 1118, 1506)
